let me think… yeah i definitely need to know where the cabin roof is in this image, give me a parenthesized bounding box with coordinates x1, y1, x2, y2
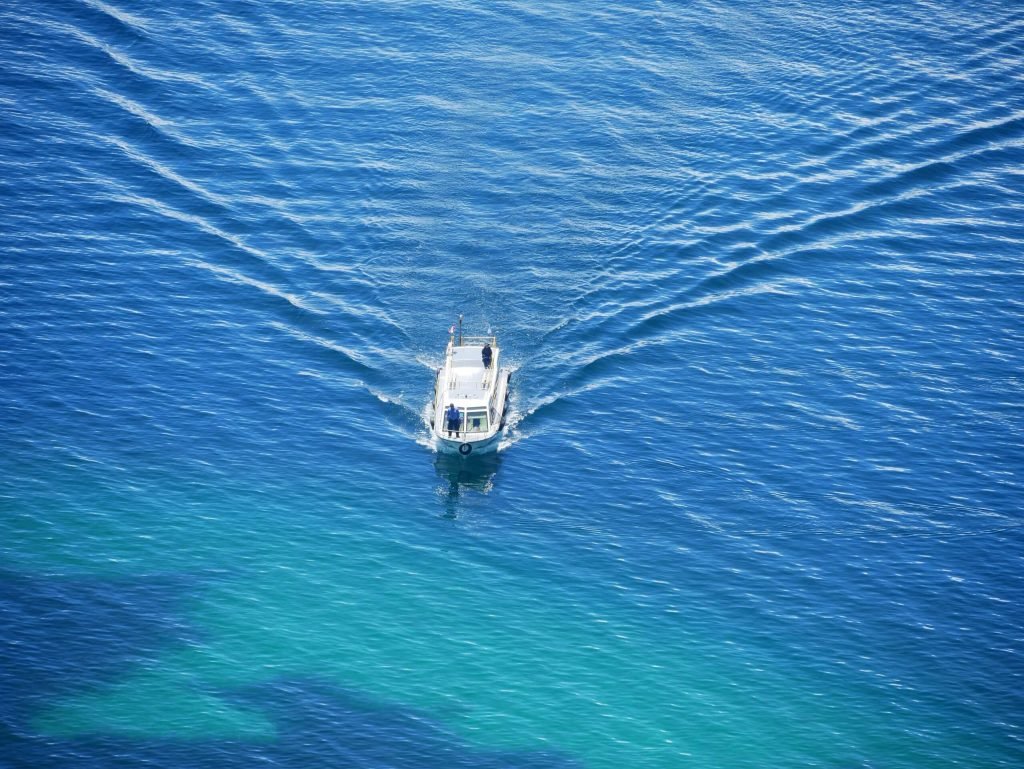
(451, 345, 483, 366)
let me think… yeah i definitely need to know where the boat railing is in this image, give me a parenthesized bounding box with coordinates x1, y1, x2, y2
(460, 335, 497, 346)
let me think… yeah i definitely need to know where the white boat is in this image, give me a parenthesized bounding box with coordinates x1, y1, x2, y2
(430, 318, 510, 456)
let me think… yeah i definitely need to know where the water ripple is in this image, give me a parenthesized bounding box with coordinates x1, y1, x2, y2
(3, 1, 1024, 768)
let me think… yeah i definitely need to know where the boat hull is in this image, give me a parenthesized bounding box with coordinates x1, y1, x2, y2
(435, 430, 502, 456)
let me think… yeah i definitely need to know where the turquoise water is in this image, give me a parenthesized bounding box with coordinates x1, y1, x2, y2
(2, 1, 1023, 767)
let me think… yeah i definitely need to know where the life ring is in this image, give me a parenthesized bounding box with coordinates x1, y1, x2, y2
(458, 442, 472, 456)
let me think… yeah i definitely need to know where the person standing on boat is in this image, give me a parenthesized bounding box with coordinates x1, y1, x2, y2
(445, 403, 462, 437)
(481, 342, 493, 369)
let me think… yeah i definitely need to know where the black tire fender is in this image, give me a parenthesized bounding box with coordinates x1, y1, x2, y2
(458, 443, 472, 456)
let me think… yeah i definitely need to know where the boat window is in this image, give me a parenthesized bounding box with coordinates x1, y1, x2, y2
(464, 407, 488, 433)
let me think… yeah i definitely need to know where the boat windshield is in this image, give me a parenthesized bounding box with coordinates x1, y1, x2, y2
(462, 407, 489, 433)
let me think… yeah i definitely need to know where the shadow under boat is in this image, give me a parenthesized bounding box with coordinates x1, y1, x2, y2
(434, 451, 503, 518)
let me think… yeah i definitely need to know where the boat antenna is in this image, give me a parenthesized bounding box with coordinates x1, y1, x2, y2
(458, 314, 463, 346)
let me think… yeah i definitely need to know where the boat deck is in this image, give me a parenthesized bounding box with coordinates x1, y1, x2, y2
(444, 345, 496, 403)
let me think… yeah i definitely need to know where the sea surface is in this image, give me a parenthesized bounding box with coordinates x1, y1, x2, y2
(2, 1, 1023, 767)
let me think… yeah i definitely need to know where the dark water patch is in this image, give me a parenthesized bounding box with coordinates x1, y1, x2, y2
(4, 678, 583, 769)
(0, 570, 208, 730)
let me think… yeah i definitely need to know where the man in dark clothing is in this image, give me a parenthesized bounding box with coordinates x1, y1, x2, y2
(481, 343, 493, 369)
(445, 403, 462, 437)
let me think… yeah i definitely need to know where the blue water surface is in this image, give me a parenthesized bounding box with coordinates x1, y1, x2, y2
(2, 1, 1023, 767)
